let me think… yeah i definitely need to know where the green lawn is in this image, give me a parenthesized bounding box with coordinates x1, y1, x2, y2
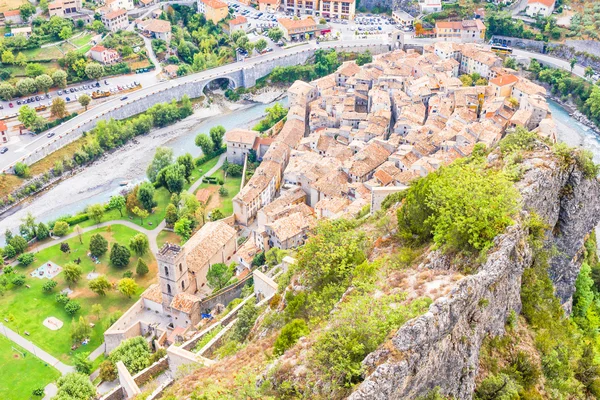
(195, 169, 242, 216)
(185, 155, 222, 191)
(71, 33, 93, 48)
(0, 335, 61, 400)
(156, 230, 181, 249)
(0, 225, 157, 364)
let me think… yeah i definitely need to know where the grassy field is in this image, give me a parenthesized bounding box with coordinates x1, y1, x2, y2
(0, 173, 24, 199)
(0, 335, 60, 400)
(195, 169, 242, 216)
(156, 230, 180, 249)
(0, 225, 157, 364)
(71, 33, 93, 48)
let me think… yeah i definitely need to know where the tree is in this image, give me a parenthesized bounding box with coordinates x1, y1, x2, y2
(265, 247, 288, 266)
(504, 57, 517, 69)
(53, 221, 69, 236)
(3, 245, 16, 259)
(459, 75, 473, 87)
(59, 25, 72, 40)
(14, 162, 30, 178)
(109, 336, 150, 374)
(146, 147, 173, 182)
(267, 27, 283, 42)
(210, 209, 224, 221)
(110, 243, 131, 268)
(74, 224, 83, 244)
(219, 185, 228, 197)
(586, 86, 600, 119)
(35, 74, 54, 94)
(70, 316, 91, 344)
(118, 278, 138, 298)
(21, 212, 36, 238)
(85, 203, 104, 224)
(254, 38, 267, 53)
(12, 275, 26, 286)
(132, 206, 149, 225)
(231, 301, 258, 342)
(89, 233, 108, 257)
(25, 63, 45, 78)
(17, 253, 34, 266)
(226, 163, 243, 177)
(43, 279, 58, 292)
(174, 217, 192, 240)
(55, 373, 96, 400)
(9, 236, 28, 254)
(108, 195, 126, 217)
(129, 234, 149, 256)
(209, 125, 225, 152)
(37, 222, 50, 240)
(356, 50, 372, 66)
(65, 301, 81, 315)
(136, 258, 149, 276)
(60, 242, 71, 254)
(0, 83, 16, 101)
(137, 182, 156, 211)
(1, 49, 14, 65)
(207, 262, 234, 290)
(475, 78, 488, 86)
(74, 353, 93, 374)
(99, 360, 117, 382)
(251, 252, 265, 267)
(85, 62, 104, 81)
(274, 319, 309, 356)
(63, 262, 82, 285)
(51, 97, 68, 119)
(18, 105, 37, 128)
(162, 164, 186, 194)
(91, 304, 103, 320)
(52, 70, 68, 88)
(570, 57, 577, 72)
(195, 133, 214, 157)
(176, 153, 194, 181)
(78, 94, 91, 110)
(165, 203, 178, 226)
(89, 275, 112, 296)
(16, 77, 36, 96)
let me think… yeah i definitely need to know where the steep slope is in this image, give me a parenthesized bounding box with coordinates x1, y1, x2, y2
(350, 145, 600, 399)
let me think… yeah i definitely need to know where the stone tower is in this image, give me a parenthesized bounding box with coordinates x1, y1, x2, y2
(156, 243, 190, 310)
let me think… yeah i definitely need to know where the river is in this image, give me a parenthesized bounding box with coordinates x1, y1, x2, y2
(0, 97, 597, 244)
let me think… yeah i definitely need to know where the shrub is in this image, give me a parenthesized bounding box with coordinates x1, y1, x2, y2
(274, 319, 309, 356)
(64, 213, 89, 225)
(43, 280, 57, 292)
(17, 252, 34, 266)
(53, 221, 69, 236)
(99, 360, 117, 382)
(56, 293, 70, 304)
(136, 258, 149, 275)
(109, 336, 151, 374)
(14, 162, 30, 178)
(11, 275, 26, 286)
(89, 233, 108, 257)
(110, 243, 131, 268)
(231, 302, 259, 342)
(219, 185, 229, 197)
(65, 301, 81, 315)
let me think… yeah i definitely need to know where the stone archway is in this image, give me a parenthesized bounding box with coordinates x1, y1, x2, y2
(201, 76, 237, 95)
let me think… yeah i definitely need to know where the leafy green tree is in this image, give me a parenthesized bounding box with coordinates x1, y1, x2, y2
(99, 360, 117, 382)
(573, 263, 595, 318)
(117, 278, 138, 298)
(89, 233, 108, 257)
(60, 242, 70, 254)
(146, 147, 173, 182)
(43, 280, 58, 292)
(51, 97, 68, 119)
(87, 203, 105, 224)
(89, 275, 112, 295)
(108, 195, 126, 217)
(129, 234, 149, 256)
(14, 162, 30, 178)
(59, 25, 72, 40)
(54, 373, 96, 399)
(174, 217, 192, 240)
(25, 63, 45, 78)
(176, 153, 194, 181)
(474, 374, 521, 399)
(137, 182, 156, 211)
(18, 105, 37, 128)
(267, 27, 283, 42)
(78, 94, 91, 110)
(570, 57, 577, 72)
(52, 70, 67, 88)
(586, 86, 600, 119)
(65, 300, 81, 315)
(210, 209, 224, 221)
(12, 275, 26, 286)
(254, 38, 267, 53)
(53, 221, 69, 236)
(132, 206, 149, 225)
(274, 319, 309, 356)
(110, 243, 131, 268)
(17, 253, 34, 266)
(35, 74, 54, 94)
(136, 258, 149, 276)
(9, 236, 28, 254)
(206, 262, 234, 290)
(251, 252, 265, 267)
(37, 222, 50, 240)
(64, 262, 83, 285)
(74, 352, 92, 374)
(459, 74, 473, 86)
(3, 245, 16, 259)
(109, 336, 150, 374)
(265, 247, 288, 266)
(56, 293, 70, 305)
(209, 125, 225, 152)
(1, 49, 14, 64)
(584, 66, 594, 79)
(195, 133, 214, 157)
(231, 301, 259, 342)
(356, 50, 372, 66)
(0, 83, 16, 101)
(165, 203, 178, 226)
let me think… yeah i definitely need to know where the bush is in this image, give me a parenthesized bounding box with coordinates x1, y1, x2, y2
(53, 221, 69, 236)
(226, 163, 243, 177)
(231, 302, 259, 342)
(64, 213, 89, 225)
(274, 319, 309, 356)
(14, 162, 30, 178)
(12, 275, 26, 286)
(99, 360, 117, 382)
(109, 336, 151, 374)
(110, 243, 130, 268)
(397, 158, 519, 253)
(65, 301, 81, 315)
(56, 293, 70, 304)
(219, 185, 228, 197)
(89, 233, 108, 257)
(43, 280, 58, 292)
(136, 258, 149, 275)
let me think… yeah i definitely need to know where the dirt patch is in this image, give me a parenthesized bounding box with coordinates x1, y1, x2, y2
(12, 354, 20, 359)
(205, 186, 222, 212)
(195, 186, 216, 204)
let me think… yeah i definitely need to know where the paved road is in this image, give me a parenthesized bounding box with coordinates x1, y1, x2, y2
(0, 322, 75, 375)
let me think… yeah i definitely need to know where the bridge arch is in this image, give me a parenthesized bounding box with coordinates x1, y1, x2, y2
(200, 75, 238, 94)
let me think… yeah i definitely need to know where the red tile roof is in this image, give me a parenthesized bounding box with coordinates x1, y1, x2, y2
(527, 0, 555, 7)
(229, 15, 247, 25)
(3, 9, 21, 17)
(490, 74, 519, 87)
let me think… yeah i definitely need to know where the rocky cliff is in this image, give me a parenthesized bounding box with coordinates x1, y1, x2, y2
(349, 148, 600, 400)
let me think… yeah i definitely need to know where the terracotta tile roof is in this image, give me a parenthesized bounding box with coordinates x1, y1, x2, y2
(266, 211, 315, 242)
(490, 74, 518, 87)
(91, 45, 108, 52)
(105, 8, 127, 19)
(224, 128, 257, 145)
(3, 9, 21, 17)
(229, 15, 247, 25)
(185, 221, 236, 273)
(336, 61, 361, 78)
(527, 0, 554, 7)
(171, 292, 200, 313)
(0, 120, 7, 131)
(259, 0, 279, 4)
(202, 0, 228, 9)
(139, 18, 171, 33)
(142, 284, 163, 304)
(278, 17, 316, 31)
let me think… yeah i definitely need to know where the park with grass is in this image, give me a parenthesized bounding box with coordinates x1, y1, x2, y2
(0, 224, 156, 365)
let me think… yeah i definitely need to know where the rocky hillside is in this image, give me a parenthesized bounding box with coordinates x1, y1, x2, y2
(161, 131, 600, 400)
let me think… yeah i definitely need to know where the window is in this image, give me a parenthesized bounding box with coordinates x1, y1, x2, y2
(167, 284, 172, 294)
(164, 266, 169, 276)
(182, 281, 185, 290)
(179, 263, 183, 273)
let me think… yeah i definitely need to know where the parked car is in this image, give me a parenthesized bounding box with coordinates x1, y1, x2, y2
(58, 90, 63, 95)
(47, 131, 55, 138)
(66, 97, 71, 102)
(16, 100, 21, 105)
(120, 96, 128, 101)
(8, 103, 13, 108)
(0, 147, 8, 154)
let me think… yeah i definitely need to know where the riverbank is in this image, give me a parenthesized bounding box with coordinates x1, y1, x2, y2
(549, 94, 600, 136)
